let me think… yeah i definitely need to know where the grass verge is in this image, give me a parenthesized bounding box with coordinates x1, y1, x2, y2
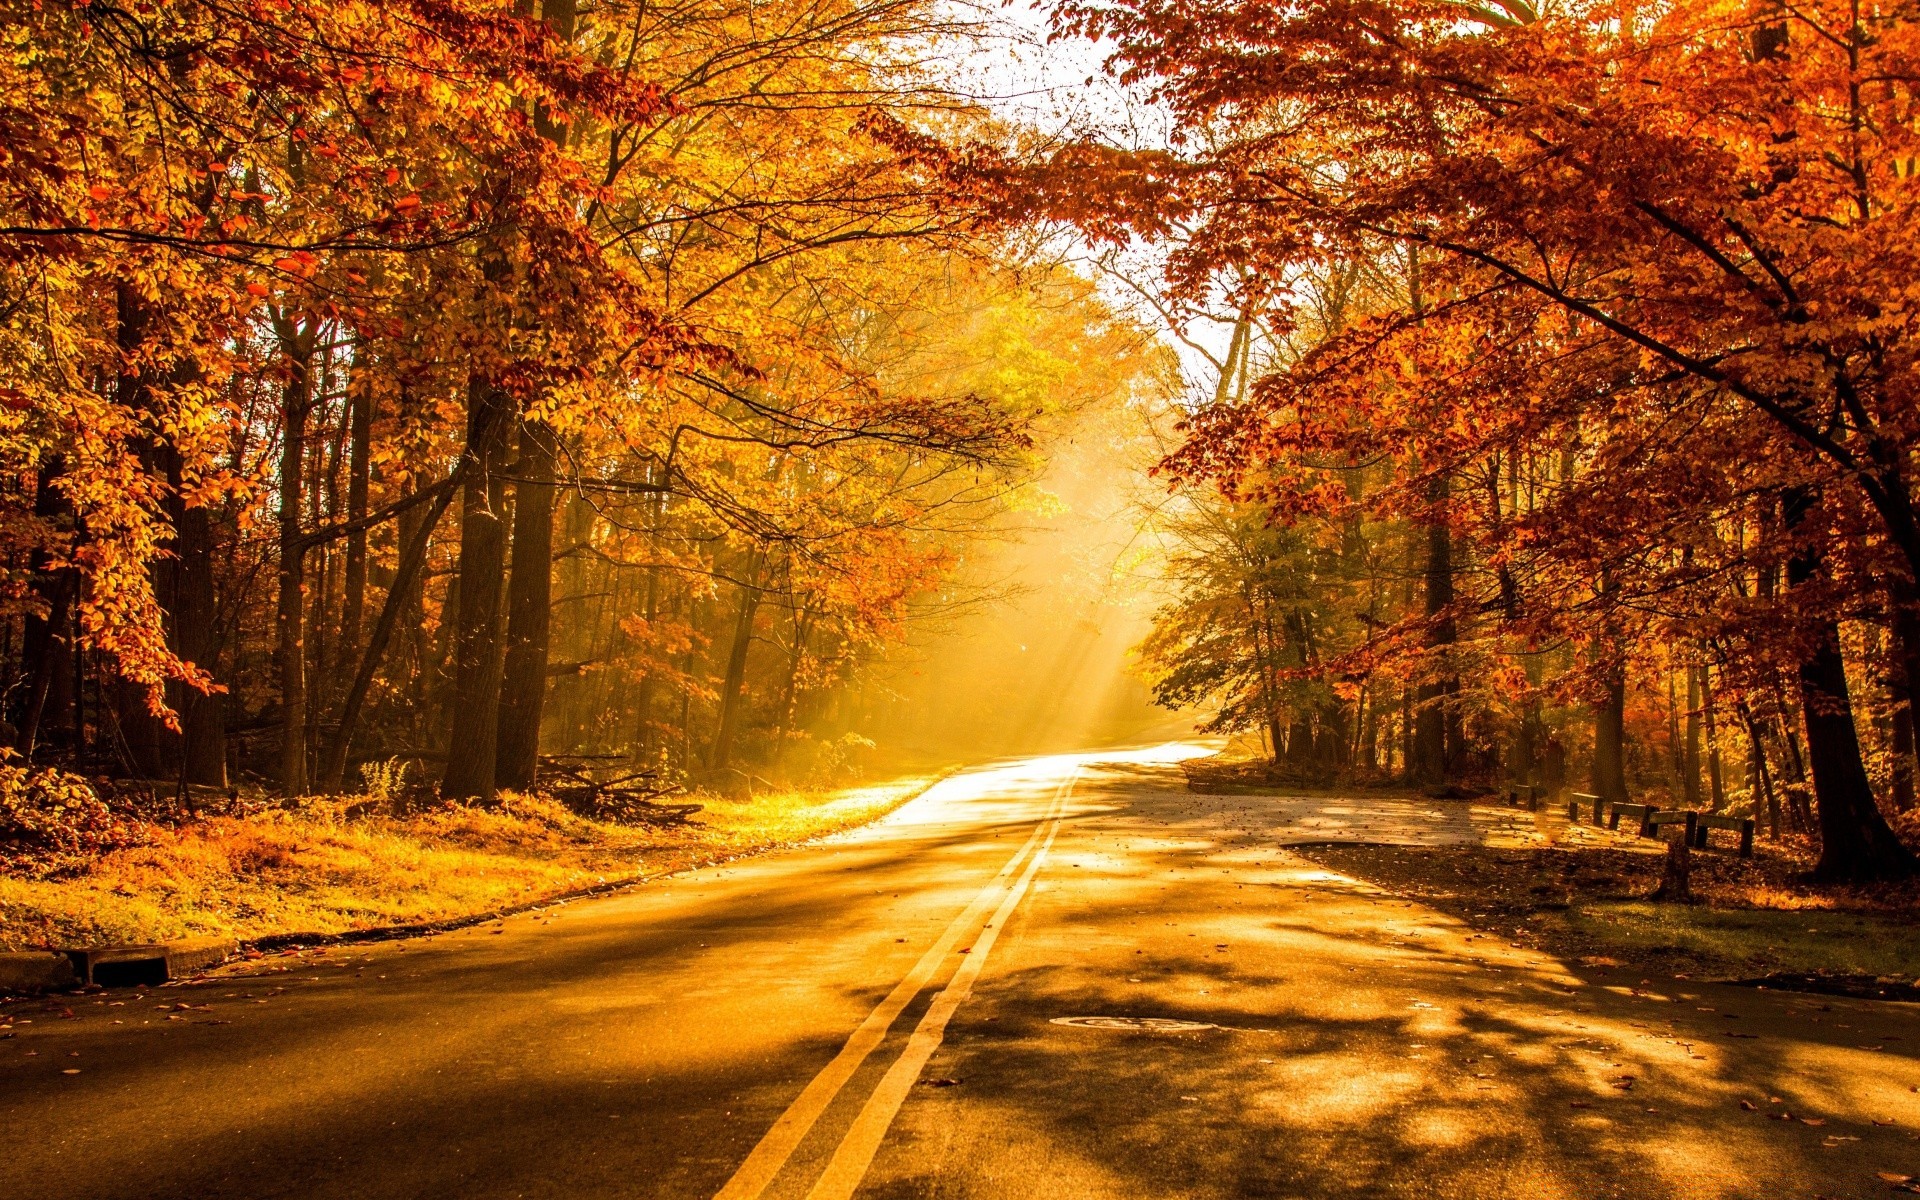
(1297, 842, 1920, 985)
(0, 775, 943, 951)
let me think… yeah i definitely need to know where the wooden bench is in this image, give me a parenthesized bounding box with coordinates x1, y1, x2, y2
(1570, 791, 1604, 824)
(1608, 802, 1660, 837)
(1691, 813, 1756, 857)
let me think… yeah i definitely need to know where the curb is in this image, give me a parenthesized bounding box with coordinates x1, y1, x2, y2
(0, 951, 77, 994)
(1, 936, 237, 997)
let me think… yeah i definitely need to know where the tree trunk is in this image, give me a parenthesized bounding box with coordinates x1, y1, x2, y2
(1738, 699, 1781, 838)
(169, 471, 226, 788)
(1796, 622, 1916, 879)
(1887, 576, 1920, 810)
(111, 282, 172, 778)
(1699, 664, 1725, 811)
(395, 498, 431, 746)
(495, 421, 556, 791)
(1650, 829, 1694, 903)
(1785, 489, 1916, 880)
(275, 317, 315, 797)
(1412, 476, 1454, 784)
(17, 458, 75, 761)
(772, 604, 813, 764)
(340, 375, 371, 691)
(1683, 662, 1703, 807)
(1254, 597, 1286, 768)
(709, 555, 763, 771)
(1593, 660, 1628, 805)
(441, 376, 513, 800)
(1362, 682, 1380, 772)
(319, 477, 459, 791)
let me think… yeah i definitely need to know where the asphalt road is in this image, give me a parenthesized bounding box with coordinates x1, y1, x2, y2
(4, 745, 1919, 1199)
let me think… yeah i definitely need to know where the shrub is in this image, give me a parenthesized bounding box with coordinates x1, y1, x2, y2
(0, 756, 145, 876)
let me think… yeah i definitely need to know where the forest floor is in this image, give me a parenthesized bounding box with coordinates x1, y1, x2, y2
(0, 774, 944, 951)
(1298, 842, 1920, 993)
(1185, 751, 1920, 992)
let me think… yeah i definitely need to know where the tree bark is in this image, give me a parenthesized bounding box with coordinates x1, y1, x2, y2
(709, 554, 763, 771)
(495, 420, 556, 791)
(275, 317, 316, 797)
(1251, 591, 1286, 767)
(111, 282, 172, 778)
(1650, 829, 1694, 903)
(17, 458, 74, 760)
(1785, 489, 1916, 880)
(169, 464, 226, 788)
(1683, 661, 1703, 807)
(440, 376, 513, 800)
(1412, 475, 1454, 784)
(1592, 659, 1628, 805)
(1738, 699, 1780, 838)
(1699, 664, 1725, 811)
(771, 602, 812, 763)
(340, 374, 371, 691)
(1887, 576, 1920, 810)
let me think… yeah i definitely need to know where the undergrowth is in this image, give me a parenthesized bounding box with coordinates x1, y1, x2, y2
(0, 774, 939, 950)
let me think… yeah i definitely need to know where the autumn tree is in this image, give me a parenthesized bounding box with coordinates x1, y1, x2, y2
(991, 0, 1920, 879)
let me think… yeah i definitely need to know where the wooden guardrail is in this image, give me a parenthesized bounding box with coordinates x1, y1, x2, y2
(1609, 802, 1660, 837)
(1692, 813, 1756, 857)
(1553, 789, 1754, 856)
(1646, 808, 1699, 845)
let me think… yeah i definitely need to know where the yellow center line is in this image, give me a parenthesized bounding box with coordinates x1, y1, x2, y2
(801, 770, 1075, 1200)
(712, 769, 1076, 1200)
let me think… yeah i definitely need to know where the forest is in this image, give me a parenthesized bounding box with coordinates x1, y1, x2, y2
(1065, 0, 1920, 886)
(0, 0, 1163, 829)
(4, 0, 1920, 891)
(7, 0, 1920, 1195)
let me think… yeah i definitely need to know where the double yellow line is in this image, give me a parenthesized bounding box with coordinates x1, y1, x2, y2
(714, 768, 1077, 1200)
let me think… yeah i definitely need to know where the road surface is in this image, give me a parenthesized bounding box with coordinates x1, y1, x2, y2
(4, 745, 1918, 1199)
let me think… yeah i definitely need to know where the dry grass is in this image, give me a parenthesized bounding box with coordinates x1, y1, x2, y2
(0, 775, 939, 950)
(1299, 841, 1920, 982)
